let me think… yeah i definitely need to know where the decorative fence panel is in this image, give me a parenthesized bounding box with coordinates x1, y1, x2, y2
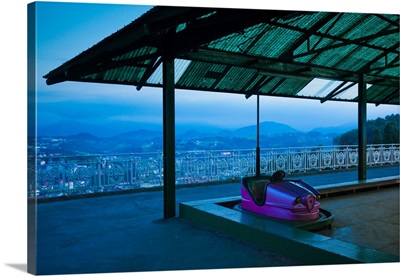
(29, 144, 400, 198)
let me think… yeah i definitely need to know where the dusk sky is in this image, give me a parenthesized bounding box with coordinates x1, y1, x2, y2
(34, 1, 400, 134)
(1, 1, 399, 276)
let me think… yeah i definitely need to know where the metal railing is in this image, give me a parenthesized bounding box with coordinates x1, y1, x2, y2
(28, 144, 400, 198)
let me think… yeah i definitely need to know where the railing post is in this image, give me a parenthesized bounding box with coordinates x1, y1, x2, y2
(391, 144, 394, 164)
(97, 158, 102, 190)
(60, 159, 65, 194)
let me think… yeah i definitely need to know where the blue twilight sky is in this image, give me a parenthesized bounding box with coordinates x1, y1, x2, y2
(35, 1, 399, 134)
(0, 2, 399, 276)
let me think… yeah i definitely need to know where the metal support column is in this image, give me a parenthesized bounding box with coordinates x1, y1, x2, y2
(256, 91, 261, 176)
(162, 55, 176, 218)
(358, 74, 367, 180)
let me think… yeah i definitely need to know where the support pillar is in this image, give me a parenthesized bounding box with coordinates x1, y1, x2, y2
(256, 91, 261, 176)
(162, 55, 176, 218)
(358, 74, 367, 180)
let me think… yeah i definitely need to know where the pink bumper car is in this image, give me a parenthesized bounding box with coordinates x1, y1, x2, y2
(241, 171, 321, 221)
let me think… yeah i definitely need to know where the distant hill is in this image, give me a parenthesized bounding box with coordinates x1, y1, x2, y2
(310, 123, 357, 135)
(233, 121, 301, 137)
(38, 119, 301, 138)
(176, 129, 214, 140)
(38, 120, 163, 137)
(66, 132, 100, 141)
(38, 120, 226, 137)
(115, 129, 162, 140)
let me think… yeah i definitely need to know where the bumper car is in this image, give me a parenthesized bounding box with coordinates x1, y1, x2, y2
(240, 170, 321, 221)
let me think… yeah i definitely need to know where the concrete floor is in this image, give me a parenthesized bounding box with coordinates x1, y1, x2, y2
(315, 186, 399, 256)
(33, 166, 399, 275)
(35, 183, 300, 275)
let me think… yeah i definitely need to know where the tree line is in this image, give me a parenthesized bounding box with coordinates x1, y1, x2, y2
(334, 114, 399, 145)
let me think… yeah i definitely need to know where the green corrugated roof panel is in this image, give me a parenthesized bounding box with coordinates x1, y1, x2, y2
(341, 15, 380, 39)
(206, 22, 266, 54)
(379, 67, 400, 77)
(105, 66, 144, 83)
(371, 32, 399, 51)
(293, 36, 336, 63)
(207, 23, 275, 55)
(250, 27, 303, 58)
(112, 46, 158, 62)
(259, 77, 309, 96)
(177, 62, 227, 89)
(335, 47, 381, 71)
(214, 67, 257, 92)
(236, 24, 271, 54)
(370, 53, 398, 73)
(275, 78, 310, 96)
(207, 32, 243, 53)
(80, 67, 144, 84)
(289, 12, 328, 29)
(176, 62, 260, 93)
(326, 13, 366, 37)
(259, 77, 280, 94)
(292, 12, 398, 76)
(367, 85, 386, 101)
(366, 85, 399, 105)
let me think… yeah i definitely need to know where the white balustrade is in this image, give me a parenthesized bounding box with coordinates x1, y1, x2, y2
(29, 144, 400, 198)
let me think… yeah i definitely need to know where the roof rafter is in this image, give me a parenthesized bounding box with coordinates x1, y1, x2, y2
(277, 12, 340, 60)
(375, 89, 400, 106)
(263, 78, 286, 95)
(136, 55, 162, 90)
(293, 28, 399, 59)
(321, 82, 357, 103)
(369, 59, 400, 74)
(160, 9, 300, 55)
(374, 14, 400, 27)
(360, 43, 400, 74)
(177, 47, 399, 86)
(264, 18, 398, 57)
(245, 75, 273, 98)
(309, 13, 344, 52)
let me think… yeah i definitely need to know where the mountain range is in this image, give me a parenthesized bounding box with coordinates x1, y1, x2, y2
(35, 120, 358, 155)
(38, 119, 356, 138)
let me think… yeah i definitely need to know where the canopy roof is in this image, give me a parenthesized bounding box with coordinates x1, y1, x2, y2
(44, 6, 400, 105)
